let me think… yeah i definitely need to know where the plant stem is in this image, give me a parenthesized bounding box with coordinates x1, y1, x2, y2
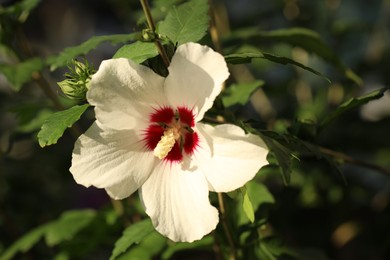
(217, 192, 237, 260)
(139, 0, 170, 68)
(319, 147, 390, 176)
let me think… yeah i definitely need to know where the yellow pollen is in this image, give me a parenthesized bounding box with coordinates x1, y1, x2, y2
(153, 128, 180, 159)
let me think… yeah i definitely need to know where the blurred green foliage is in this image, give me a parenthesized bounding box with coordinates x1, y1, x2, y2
(1, 0, 390, 259)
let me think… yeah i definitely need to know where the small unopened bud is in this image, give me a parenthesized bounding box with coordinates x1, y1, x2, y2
(142, 29, 157, 42)
(58, 59, 95, 100)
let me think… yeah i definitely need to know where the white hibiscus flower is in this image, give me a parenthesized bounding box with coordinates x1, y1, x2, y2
(70, 42, 269, 242)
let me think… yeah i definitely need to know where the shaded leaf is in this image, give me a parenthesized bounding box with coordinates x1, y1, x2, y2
(0, 58, 44, 91)
(113, 41, 159, 63)
(0, 209, 96, 260)
(0, 224, 48, 260)
(225, 27, 362, 86)
(0, 0, 41, 22)
(222, 80, 264, 107)
(37, 104, 89, 147)
(247, 181, 275, 207)
(260, 132, 296, 185)
(225, 52, 330, 83)
(47, 34, 138, 71)
(320, 87, 388, 130)
(44, 210, 96, 246)
(110, 219, 154, 260)
(157, 0, 209, 45)
(161, 236, 213, 259)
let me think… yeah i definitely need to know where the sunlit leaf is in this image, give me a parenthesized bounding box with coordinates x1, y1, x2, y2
(157, 0, 209, 45)
(109, 219, 154, 260)
(113, 41, 159, 63)
(241, 187, 255, 223)
(320, 87, 388, 130)
(0, 58, 44, 91)
(37, 104, 89, 147)
(47, 34, 138, 71)
(225, 52, 331, 83)
(44, 210, 96, 246)
(222, 80, 264, 107)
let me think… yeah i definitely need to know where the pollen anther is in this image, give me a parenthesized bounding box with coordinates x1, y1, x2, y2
(153, 128, 177, 159)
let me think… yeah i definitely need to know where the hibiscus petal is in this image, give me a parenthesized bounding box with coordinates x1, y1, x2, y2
(165, 43, 229, 122)
(70, 122, 157, 199)
(139, 162, 219, 242)
(195, 123, 269, 192)
(88, 58, 167, 130)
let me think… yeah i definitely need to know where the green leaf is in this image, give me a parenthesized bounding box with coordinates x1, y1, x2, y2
(116, 232, 165, 260)
(238, 182, 274, 225)
(0, 224, 48, 260)
(46, 34, 138, 71)
(110, 219, 155, 260)
(247, 181, 275, 206)
(222, 80, 264, 107)
(157, 0, 209, 45)
(37, 104, 89, 147)
(0, 0, 41, 22)
(0, 58, 44, 91)
(320, 87, 388, 130)
(113, 41, 159, 63)
(225, 27, 362, 86)
(0, 209, 95, 260)
(241, 187, 255, 223)
(225, 52, 331, 83)
(161, 236, 213, 259)
(44, 210, 96, 246)
(260, 132, 297, 185)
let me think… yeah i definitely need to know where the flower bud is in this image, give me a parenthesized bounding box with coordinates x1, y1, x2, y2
(57, 59, 95, 100)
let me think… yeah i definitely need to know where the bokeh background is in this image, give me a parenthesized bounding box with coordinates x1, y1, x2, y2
(1, 0, 390, 259)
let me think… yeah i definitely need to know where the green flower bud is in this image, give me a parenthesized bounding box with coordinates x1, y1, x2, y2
(58, 59, 95, 101)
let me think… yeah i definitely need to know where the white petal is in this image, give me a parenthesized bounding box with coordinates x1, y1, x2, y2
(139, 162, 219, 242)
(70, 122, 158, 199)
(88, 58, 167, 130)
(194, 123, 269, 192)
(165, 43, 229, 122)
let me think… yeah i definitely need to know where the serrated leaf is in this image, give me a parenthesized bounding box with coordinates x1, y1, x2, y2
(222, 80, 264, 107)
(46, 34, 138, 71)
(225, 27, 362, 86)
(0, 58, 44, 91)
(113, 41, 159, 63)
(37, 104, 89, 147)
(320, 87, 388, 130)
(110, 219, 154, 260)
(225, 52, 331, 83)
(44, 210, 96, 246)
(157, 0, 209, 45)
(241, 187, 255, 223)
(0, 224, 48, 260)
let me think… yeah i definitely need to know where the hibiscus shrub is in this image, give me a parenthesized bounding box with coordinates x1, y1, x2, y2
(1, 0, 390, 259)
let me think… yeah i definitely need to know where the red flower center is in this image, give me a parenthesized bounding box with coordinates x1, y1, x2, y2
(143, 106, 199, 163)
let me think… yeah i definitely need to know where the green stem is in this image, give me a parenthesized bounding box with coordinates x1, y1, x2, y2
(217, 192, 237, 260)
(139, 0, 170, 68)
